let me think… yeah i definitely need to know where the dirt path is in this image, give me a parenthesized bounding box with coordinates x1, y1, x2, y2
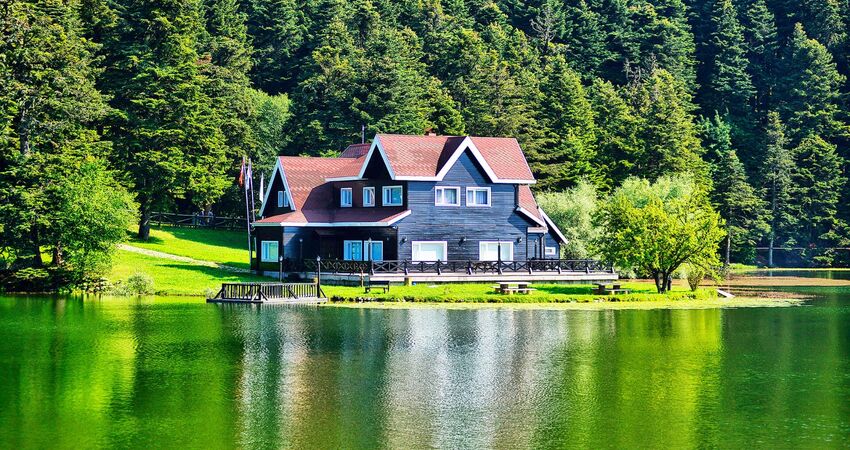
(118, 244, 251, 273)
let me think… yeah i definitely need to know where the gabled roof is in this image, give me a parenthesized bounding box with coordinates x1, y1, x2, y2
(340, 143, 371, 158)
(329, 134, 536, 183)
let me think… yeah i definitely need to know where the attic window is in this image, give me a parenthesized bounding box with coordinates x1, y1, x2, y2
(277, 191, 289, 208)
(382, 186, 402, 206)
(340, 188, 353, 207)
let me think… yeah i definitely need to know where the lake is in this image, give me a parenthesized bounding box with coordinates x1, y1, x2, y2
(1, 278, 849, 448)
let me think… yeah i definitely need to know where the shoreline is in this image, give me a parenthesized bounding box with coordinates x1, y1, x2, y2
(321, 296, 805, 310)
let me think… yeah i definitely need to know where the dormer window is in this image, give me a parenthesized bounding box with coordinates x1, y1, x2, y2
(382, 186, 402, 206)
(363, 187, 375, 207)
(277, 190, 289, 208)
(340, 188, 352, 207)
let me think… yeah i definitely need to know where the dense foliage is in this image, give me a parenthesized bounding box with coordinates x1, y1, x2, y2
(593, 176, 725, 292)
(3, 0, 850, 268)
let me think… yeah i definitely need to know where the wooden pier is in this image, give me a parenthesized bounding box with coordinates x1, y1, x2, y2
(207, 282, 327, 304)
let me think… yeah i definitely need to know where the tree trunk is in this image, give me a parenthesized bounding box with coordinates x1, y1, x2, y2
(31, 226, 43, 267)
(138, 202, 151, 241)
(654, 271, 663, 293)
(768, 236, 774, 267)
(666, 274, 673, 292)
(52, 243, 63, 266)
(725, 231, 731, 267)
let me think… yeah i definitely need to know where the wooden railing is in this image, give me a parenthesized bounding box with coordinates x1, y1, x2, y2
(301, 259, 613, 275)
(151, 212, 247, 230)
(212, 282, 322, 301)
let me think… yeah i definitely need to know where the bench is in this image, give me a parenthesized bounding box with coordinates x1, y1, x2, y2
(593, 283, 631, 295)
(493, 282, 536, 295)
(365, 279, 390, 294)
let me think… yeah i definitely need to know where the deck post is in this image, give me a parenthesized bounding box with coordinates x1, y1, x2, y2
(316, 256, 322, 298)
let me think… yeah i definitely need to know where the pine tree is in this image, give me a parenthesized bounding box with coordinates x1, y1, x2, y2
(0, 0, 112, 266)
(791, 135, 846, 265)
(103, 0, 228, 239)
(625, 0, 697, 91)
(703, 0, 754, 124)
(741, 0, 778, 114)
(530, 55, 599, 190)
(242, 0, 306, 93)
(759, 111, 796, 267)
(590, 79, 642, 189)
(626, 68, 706, 181)
(704, 114, 767, 265)
(778, 23, 846, 145)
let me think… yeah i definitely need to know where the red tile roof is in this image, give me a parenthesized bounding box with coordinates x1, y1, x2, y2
(469, 136, 535, 181)
(517, 185, 545, 225)
(340, 143, 371, 158)
(256, 208, 410, 225)
(375, 134, 466, 177)
(374, 134, 535, 182)
(276, 156, 362, 211)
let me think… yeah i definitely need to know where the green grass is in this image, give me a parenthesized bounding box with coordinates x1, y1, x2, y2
(109, 249, 267, 296)
(323, 281, 719, 303)
(127, 226, 251, 269)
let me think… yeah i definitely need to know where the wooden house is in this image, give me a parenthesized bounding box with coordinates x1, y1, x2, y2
(253, 134, 612, 281)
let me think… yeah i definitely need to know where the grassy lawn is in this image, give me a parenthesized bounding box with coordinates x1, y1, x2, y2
(109, 249, 267, 296)
(127, 226, 251, 269)
(323, 281, 719, 303)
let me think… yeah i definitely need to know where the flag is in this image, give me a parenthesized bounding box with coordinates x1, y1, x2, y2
(245, 158, 253, 191)
(259, 173, 264, 205)
(237, 156, 246, 187)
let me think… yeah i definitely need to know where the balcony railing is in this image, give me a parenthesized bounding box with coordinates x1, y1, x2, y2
(300, 259, 613, 275)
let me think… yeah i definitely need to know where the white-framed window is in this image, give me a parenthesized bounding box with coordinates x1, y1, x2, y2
(411, 241, 447, 262)
(340, 187, 353, 207)
(382, 185, 403, 206)
(545, 246, 558, 257)
(466, 187, 491, 207)
(363, 187, 375, 207)
(277, 190, 289, 208)
(479, 241, 513, 261)
(261, 241, 279, 262)
(435, 186, 460, 206)
(343, 240, 384, 261)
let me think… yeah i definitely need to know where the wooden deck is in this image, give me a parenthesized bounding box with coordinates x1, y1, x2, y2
(207, 282, 327, 304)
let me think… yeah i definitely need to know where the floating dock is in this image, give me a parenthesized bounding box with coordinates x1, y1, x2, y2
(207, 282, 327, 304)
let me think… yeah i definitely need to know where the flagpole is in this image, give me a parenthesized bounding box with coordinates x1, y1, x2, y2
(248, 159, 256, 223)
(242, 156, 252, 268)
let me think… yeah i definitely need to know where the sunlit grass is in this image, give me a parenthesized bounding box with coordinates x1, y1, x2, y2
(126, 226, 251, 269)
(109, 249, 266, 296)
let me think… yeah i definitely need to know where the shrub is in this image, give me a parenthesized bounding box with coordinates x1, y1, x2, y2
(113, 272, 155, 296)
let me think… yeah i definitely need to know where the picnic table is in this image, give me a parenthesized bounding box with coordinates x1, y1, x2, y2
(493, 281, 536, 295)
(593, 283, 631, 295)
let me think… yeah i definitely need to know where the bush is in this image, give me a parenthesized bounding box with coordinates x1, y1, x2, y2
(112, 272, 155, 296)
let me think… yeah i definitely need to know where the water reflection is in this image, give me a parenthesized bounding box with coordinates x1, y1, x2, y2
(0, 295, 848, 448)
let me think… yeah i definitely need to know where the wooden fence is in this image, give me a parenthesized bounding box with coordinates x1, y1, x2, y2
(151, 212, 247, 230)
(211, 282, 323, 302)
(300, 259, 613, 275)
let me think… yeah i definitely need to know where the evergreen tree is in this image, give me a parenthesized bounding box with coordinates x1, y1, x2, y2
(704, 114, 767, 264)
(589, 79, 642, 188)
(530, 55, 599, 190)
(702, 0, 754, 127)
(741, 0, 778, 114)
(103, 0, 228, 239)
(778, 23, 845, 144)
(242, 0, 306, 93)
(759, 111, 796, 266)
(625, 0, 697, 90)
(626, 68, 706, 181)
(791, 135, 846, 265)
(0, 0, 112, 266)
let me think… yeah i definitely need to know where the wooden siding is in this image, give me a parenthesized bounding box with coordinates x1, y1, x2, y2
(395, 149, 540, 261)
(262, 170, 293, 217)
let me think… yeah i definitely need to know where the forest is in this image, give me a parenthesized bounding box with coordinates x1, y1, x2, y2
(2, 0, 850, 280)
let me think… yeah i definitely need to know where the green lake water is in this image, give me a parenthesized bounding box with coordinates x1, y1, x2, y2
(1, 281, 849, 448)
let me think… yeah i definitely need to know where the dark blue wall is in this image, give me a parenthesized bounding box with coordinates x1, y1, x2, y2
(395, 150, 539, 261)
